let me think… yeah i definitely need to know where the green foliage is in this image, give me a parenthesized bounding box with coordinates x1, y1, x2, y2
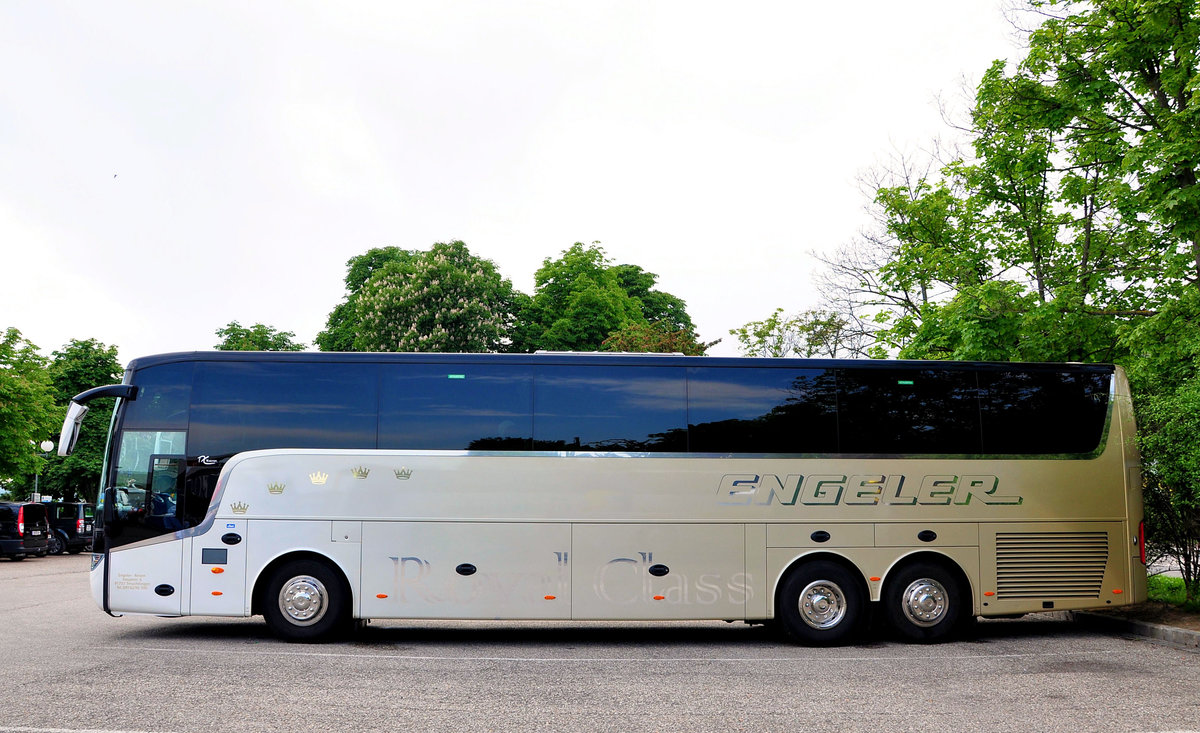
(811, 0, 1200, 598)
(610, 264, 697, 335)
(316, 247, 419, 352)
(514, 243, 643, 352)
(214, 321, 306, 351)
(1122, 289, 1200, 600)
(319, 241, 705, 355)
(601, 322, 716, 356)
(514, 243, 704, 353)
(1022, 0, 1200, 287)
(731, 308, 853, 358)
(0, 328, 57, 487)
(892, 283, 1122, 363)
(1146, 574, 1200, 613)
(38, 339, 122, 501)
(353, 241, 518, 352)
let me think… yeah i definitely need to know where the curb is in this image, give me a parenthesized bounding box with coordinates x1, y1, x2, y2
(1073, 610, 1200, 649)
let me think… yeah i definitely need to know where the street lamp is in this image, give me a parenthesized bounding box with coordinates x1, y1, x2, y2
(31, 439, 54, 502)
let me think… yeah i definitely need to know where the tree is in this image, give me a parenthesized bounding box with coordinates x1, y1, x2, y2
(214, 321, 306, 351)
(514, 243, 709, 353)
(1122, 289, 1200, 601)
(601, 322, 717, 356)
(0, 328, 57, 488)
(804, 0, 1200, 596)
(353, 241, 519, 352)
(316, 247, 419, 352)
(38, 339, 122, 501)
(610, 264, 697, 335)
(731, 308, 858, 358)
(1019, 0, 1200, 289)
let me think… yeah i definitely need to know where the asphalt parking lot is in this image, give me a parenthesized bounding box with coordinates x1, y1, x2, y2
(2, 553, 1199, 733)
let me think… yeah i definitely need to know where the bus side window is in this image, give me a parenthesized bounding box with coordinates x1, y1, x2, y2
(687, 367, 837, 453)
(837, 368, 982, 455)
(533, 366, 687, 452)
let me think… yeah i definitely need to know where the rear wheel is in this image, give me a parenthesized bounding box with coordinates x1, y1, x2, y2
(262, 559, 350, 642)
(776, 560, 866, 645)
(883, 562, 967, 642)
(48, 533, 65, 555)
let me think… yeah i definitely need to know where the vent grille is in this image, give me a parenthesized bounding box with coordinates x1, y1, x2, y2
(995, 531, 1108, 599)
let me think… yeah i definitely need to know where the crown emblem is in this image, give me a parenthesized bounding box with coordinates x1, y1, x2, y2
(394, 467, 413, 480)
(351, 466, 370, 480)
(267, 482, 285, 495)
(308, 471, 328, 485)
(230, 502, 249, 515)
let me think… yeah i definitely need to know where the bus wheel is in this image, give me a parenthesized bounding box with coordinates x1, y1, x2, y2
(884, 562, 964, 642)
(263, 559, 349, 642)
(777, 561, 865, 645)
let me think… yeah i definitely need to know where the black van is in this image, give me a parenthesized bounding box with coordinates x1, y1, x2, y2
(46, 501, 95, 554)
(0, 502, 50, 560)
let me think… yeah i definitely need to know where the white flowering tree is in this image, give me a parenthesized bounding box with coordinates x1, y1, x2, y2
(353, 241, 518, 352)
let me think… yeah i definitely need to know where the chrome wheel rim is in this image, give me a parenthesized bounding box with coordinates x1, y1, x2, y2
(901, 578, 948, 627)
(279, 575, 328, 626)
(798, 579, 848, 629)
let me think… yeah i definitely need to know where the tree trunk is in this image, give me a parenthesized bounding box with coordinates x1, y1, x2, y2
(1193, 238, 1200, 289)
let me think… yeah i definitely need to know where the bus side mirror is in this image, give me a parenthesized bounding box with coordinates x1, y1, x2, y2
(58, 402, 89, 457)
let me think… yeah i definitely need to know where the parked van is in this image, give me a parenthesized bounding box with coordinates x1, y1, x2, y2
(0, 502, 50, 560)
(46, 501, 95, 554)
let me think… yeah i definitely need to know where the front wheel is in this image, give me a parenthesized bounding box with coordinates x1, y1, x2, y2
(883, 562, 967, 642)
(776, 560, 866, 645)
(262, 559, 350, 642)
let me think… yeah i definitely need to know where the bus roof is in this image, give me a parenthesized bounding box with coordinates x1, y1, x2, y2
(124, 350, 1116, 374)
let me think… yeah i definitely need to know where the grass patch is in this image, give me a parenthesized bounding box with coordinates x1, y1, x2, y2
(1147, 574, 1200, 612)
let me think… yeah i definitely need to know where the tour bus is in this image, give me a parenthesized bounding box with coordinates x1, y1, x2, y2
(59, 351, 1146, 644)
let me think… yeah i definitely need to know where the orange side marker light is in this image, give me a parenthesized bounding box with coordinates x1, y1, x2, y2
(544, 595, 556, 600)
(653, 595, 666, 601)
(869, 577, 881, 582)
(1113, 589, 1123, 594)
(376, 594, 388, 599)
(211, 591, 223, 596)
(983, 591, 995, 597)
(211, 567, 224, 574)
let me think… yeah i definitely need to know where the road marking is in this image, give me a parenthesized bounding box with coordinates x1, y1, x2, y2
(99, 645, 1120, 663)
(0, 727, 177, 733)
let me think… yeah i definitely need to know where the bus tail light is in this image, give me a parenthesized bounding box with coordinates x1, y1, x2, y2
(17, 505, 24, 536)
(1138, 520, 1146, 565)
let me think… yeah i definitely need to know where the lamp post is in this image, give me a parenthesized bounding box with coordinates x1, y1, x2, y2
(31, 439, 54, 502)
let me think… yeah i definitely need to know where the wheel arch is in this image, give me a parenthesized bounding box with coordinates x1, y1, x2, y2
(879, 550, 977, 616)
(771, 550, 871, 619)
(251, 550, 355, 617)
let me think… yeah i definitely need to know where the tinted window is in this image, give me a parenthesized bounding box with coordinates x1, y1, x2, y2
(534, 366, 686, 452)
(688, 367, 838, 453)
(380, 365, 532, 450)
(123, 363, 193, 429)
(838, 368, 982, 454)
(51, 504, 76, 521)
(979, 369, 1111, 454)
(190, 362, 377, 458)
